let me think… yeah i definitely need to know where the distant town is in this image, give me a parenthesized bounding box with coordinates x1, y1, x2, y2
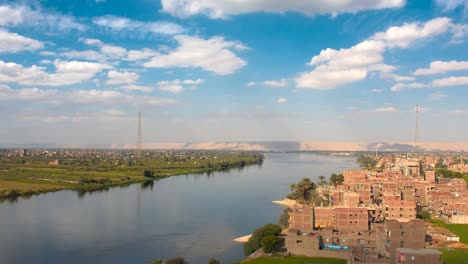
(279, 152, 467, 264)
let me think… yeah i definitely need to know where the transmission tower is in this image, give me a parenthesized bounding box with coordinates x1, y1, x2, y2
(413, 104, 420, 155)
(136, 112, 142, 158)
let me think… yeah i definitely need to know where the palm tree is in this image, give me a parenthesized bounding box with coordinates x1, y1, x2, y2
(318, 175, 326, 186)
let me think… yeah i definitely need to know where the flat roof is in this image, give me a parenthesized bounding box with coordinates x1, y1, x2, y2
(396, 248, 441, 255)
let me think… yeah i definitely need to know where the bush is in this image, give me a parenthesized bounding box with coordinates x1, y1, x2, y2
(261, 235, 279, 254)
(244, 224, 281, 256)
(208, 258, 220, 264)
(416, 209, 431, 220)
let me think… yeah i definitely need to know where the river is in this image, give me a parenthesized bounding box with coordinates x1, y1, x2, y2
(0, 152, 358, 264)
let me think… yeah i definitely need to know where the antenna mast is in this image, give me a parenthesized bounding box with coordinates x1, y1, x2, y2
(136, 112, 142, 158)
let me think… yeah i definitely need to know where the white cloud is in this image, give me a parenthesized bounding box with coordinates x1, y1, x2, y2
(263, 79, 288, 87)
(0, 84, 57, 101)
(296, 65, 367, 89)
(308, 40, 385, 67)
(143, 35, 247, 75)
(0, 28, 43, 53)
(434, 0, 467, 11)
(82, 38, 128, 59)
(429, 91, 447, 101)
(277, 97, 287, 104)
(157, 80, 184, 94)
(161, 0, 405, 19)
(390, 82, 429, 91)
(0, 4, 86, 31)
(369, 88, 384, 93)
(60, 50, 108, 62)
(106, 71, 140, 85)
(183, 78, 204, 85)
(0, 60, 111, 86)
(127, 48, 158, 61)
(375, 107, 398, 113)
(432, 76, 468, 87)
(247, 82, 256, 87)
(414, 60, 468, 75)
(451, 24, 468, 43)
(295, 17, 463, 89)
(120, 85, 153, 93)
(372, 17, 452, 48)
(93, 15, 185, 35)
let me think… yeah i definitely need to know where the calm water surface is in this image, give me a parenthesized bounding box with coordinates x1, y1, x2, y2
(0, 153, 357, 264)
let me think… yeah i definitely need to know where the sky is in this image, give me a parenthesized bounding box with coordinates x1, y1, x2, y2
(0, 0, 467, 147)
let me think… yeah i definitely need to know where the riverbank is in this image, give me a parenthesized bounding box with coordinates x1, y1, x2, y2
(0, 150, 264, 200)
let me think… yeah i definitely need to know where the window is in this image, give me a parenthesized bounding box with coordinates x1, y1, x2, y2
(401, 231, 404, 236)
(400, 241, 404, 247)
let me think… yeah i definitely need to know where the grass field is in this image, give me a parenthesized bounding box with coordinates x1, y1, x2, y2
(238, 256, 346, 264)
(0, 180, 64, 198)
(429, 219, 468, 244)
(439, 248, 468, 264)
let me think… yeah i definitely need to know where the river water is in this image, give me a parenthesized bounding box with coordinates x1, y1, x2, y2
(0, 153, 357, 264)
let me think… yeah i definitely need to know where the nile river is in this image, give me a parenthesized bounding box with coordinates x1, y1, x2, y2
(0, 153, 357, 264)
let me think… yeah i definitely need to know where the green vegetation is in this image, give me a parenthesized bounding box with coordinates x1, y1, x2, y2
(238, 256, 346, 264)
(278, 208, 290, 228)
(151, 257, 188, 264)
(0, 150, 264, 199)
(436, 168, 467, 179)
(208, 258, 220, 264)
(429, 219, 468, 244)
(287, 177, 331, 206)
(329, 173, 344, 187)
(356, 154, 377, 170)
(416, 209, 431, 220)
(287, 178, 317, 202)
(244, 224, 282, 256)
(439, 248, 468, 264)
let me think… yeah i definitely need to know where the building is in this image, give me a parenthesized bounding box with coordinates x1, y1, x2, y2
(394, 248, 442, 264)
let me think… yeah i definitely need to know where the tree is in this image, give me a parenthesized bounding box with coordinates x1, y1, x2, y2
(244, 224, 282, 256)
(278, 208, 289, 228)
(416, 209, 431, 220)
(166, 257, 188, 264)
(208, 258, 220, 264)
(261, 235, 279, 254)
(318, 175, 326, 186)
(329, 173, 344, 187)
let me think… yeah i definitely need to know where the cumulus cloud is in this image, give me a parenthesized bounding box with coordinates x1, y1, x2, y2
(372, 17, 452, 48)
(106, 71, 140, 85)
(0, 60, 111, 86)
(390, 82, 429, 91)
(0, 4, 86, 31)
(0, 28, 43, 53)
(143, 35, 247, 75)
(277, 97, 287, 104)
(413, 60, 468, 75)
(432, 76, 468, 87)
(295, 17, 461, 89)
(127, 48, 158, 61)
(296, 66, 367, 89)
(263, 79, 288, 87)
(60, 50, 108, 62)
(93, 15, 185, 35)
(82, 38, 128, 59)
(120, 85, 153, 93)
(161, 0, 406, 19)
(157, 79, 204, 94)
(247, 82, 256, 87)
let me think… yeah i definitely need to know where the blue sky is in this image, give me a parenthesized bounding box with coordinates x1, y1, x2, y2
(0, 0, 467, 147)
